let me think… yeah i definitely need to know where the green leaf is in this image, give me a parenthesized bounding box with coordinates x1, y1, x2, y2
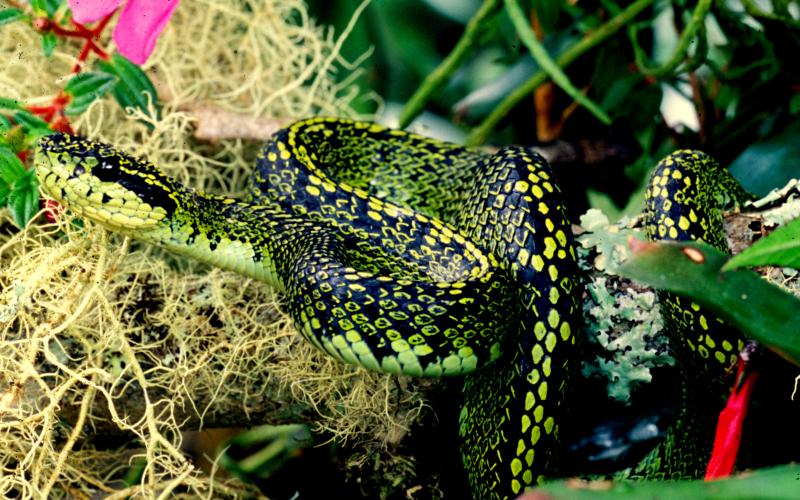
(219, 424, 313, 480)
(0, 147, 27, 207)
(0, 146, 26, 184)
(0, 183, 10, 206)
(530, 0, 563, 34)
(29, 0, 62, 18)
(532, 464, 800, 499)
(728, 117, 800, 198)
(599, 73, 641, 112)
(0, 8, 28, 27)
(13, 111, 50, 133)
(8, 173, 40, 228)
(29, 0, 48, 17)
(723, 217, 800, 270)
(0, 113, 11, 132)
(0, 125, 27, 154)
(0, 97, 24, 110)
(25, 127, 56, 145)
(0, 149, 39, 227)
(63, 72, 118, 115)
(42, 31, 56, 57)
(504, 0, 612, 125)
(97, 55, 161, 127)
(618, 239, 800, 365)
(6, 112, 54, 151)
(44, 0, 65, 18)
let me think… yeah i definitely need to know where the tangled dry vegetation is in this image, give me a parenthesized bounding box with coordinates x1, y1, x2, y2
(0, 0, 425, 498)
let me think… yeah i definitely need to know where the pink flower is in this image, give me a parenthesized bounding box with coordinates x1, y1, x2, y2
(68, 0, 180, 65)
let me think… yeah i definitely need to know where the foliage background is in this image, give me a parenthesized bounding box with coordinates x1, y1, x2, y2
(308, 0, 800, 220)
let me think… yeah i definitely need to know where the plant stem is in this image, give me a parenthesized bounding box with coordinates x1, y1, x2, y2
(397, 0, 503, 129)
(505, 0, 612, 126)
(466, 0, 658, 146)
(628, 0, 712, 78)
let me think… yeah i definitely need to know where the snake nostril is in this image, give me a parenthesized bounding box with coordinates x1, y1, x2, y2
(72, 165, 86, 177)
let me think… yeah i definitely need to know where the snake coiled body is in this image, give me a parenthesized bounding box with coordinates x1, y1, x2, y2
(35, 118, 749, 499)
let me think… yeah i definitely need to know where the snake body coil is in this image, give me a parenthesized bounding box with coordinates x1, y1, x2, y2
(35, 118, 748, 499)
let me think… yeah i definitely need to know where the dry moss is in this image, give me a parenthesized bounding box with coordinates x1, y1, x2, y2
(0, 0, 424, 498)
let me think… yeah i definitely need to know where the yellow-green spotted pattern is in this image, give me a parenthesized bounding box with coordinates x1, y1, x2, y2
(34, 118, 583, 499)
(35, 123, 524, 379)
(627, 150, 753, 479)
(456, 149, 581, 498)
(34, 121, 749, 499)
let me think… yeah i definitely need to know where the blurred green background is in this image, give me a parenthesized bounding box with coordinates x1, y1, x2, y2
(305, 0, 800, 222)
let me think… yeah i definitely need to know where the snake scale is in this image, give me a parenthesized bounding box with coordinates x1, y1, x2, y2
(34, 117, 750, 499)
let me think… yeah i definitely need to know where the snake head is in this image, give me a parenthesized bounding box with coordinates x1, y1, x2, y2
(35, 133, 177, 231)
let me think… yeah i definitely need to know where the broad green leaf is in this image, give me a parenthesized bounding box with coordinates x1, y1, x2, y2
(0, 183, 9, 206)
(0, 113, 11, 132)
(13, 111, 50, 133)
(0, 8, 28, 27)
(530, 464, 800, 499)
(63, 72, 118, 115)
(12, 127, 55, 154)
(0, 97, 24, 110)
(0, 147, 25, 206)
(723, 217, 800, 271)
(8, 172, 40, 227)
(0, 146, 25, 182)
(504, 0, 612, 125)
(599, 73, 642, 113)
(42, 31, 57, 57)
(618, 239, 800, 365)
(97, 55, 161, 127)
(3, 113, 53, 152)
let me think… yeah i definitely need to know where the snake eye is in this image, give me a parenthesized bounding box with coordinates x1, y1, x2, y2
(101, 162, 113, 169)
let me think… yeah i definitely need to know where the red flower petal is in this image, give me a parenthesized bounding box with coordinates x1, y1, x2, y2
(704, 363, 759, 480)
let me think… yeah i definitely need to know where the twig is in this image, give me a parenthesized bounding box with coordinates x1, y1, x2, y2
(466, 0, 658, 146)
(397, 0, 503, 128)
(505, 0, 612, 126)
(40, 378, 98, 497)
(627, 0, 712, 78)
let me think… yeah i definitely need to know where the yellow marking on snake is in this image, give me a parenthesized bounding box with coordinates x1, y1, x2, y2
(35, 122, 752, 500)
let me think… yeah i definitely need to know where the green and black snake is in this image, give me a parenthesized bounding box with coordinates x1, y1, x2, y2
(34, 117, 750, 499)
